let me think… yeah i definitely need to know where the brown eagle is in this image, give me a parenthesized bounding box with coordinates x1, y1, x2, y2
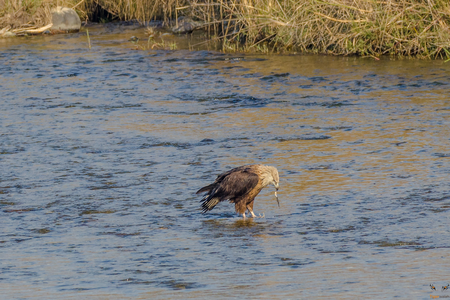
(197, 164, 280, 218)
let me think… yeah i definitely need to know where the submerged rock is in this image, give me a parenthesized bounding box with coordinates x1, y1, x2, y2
(172, 17, 202, 34)
(51, 7, 81, 32)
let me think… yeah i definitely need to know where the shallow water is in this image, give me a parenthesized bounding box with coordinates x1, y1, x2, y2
(1, 24, 450, 299)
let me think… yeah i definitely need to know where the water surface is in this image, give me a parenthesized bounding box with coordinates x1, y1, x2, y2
(1, 24, 450, 299)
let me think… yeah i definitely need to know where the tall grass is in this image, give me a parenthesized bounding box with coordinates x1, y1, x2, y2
(0, 0, 53, 28)
(1, 0, 450, 58)
(0, 0, 183, 28)
(79, 0, 180, 23)
(186, 0, 450, 58)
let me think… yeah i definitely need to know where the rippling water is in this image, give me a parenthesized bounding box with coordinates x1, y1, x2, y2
(1, 24, 450, 299)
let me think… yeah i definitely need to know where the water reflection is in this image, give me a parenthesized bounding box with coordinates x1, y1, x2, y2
(1, 24, 449, 299)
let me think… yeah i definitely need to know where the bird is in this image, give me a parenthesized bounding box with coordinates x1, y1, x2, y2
(197, 164, 280, 218)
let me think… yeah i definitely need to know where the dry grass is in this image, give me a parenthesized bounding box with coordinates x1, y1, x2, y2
(0, 0, 184, 28)
(186, 0, 450, 58)
(0, 0, 53, 28)
(2, 0, 450, 58)
(79, 0, 181, 23)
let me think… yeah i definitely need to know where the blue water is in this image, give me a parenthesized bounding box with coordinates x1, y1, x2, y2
(1, 25, 450, 299)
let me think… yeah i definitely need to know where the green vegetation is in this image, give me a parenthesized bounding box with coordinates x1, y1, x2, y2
(2, 0, 450, 59)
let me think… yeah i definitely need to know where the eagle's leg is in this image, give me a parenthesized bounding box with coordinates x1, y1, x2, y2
(246, 205, 257, 218)
(247, 203, 265, 218)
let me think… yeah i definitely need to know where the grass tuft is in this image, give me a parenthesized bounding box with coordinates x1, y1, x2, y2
(187, 0, 450, 58)
(1, 0, 450, 58)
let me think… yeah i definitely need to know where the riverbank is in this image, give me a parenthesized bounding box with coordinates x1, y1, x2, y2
(1, 0, 450, 59)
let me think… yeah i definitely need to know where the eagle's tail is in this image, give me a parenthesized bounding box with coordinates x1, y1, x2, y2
(201, 197, 220, 213)
(196, 183, 215, 194)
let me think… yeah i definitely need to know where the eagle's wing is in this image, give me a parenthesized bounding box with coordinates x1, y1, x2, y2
(199, 166, 260, 213)
(213, 169, 259, 201)
(197, 165, 250, 194)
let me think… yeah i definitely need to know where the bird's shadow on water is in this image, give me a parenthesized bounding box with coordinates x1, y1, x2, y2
(199, 215, 282, 238)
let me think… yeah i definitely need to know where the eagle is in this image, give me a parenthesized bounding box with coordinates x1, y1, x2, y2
(197, 164, 280, 218)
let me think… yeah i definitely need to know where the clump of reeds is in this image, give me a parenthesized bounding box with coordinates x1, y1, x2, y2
(0, 0, 184, 29)
(184, 0, 450, 58)
(0, 0, 53, 28)
(2, 0, 450, 59)
(78, 0, 181, 23)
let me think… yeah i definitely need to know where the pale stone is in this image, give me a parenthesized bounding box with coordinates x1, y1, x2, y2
(51, 7, 81, 31)
(1, 31, 16, 38)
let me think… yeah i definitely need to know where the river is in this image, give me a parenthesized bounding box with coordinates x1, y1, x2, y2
(1, 23, 449, 299)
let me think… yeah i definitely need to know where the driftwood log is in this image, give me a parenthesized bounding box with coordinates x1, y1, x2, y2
(1, 23, 54, 37)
